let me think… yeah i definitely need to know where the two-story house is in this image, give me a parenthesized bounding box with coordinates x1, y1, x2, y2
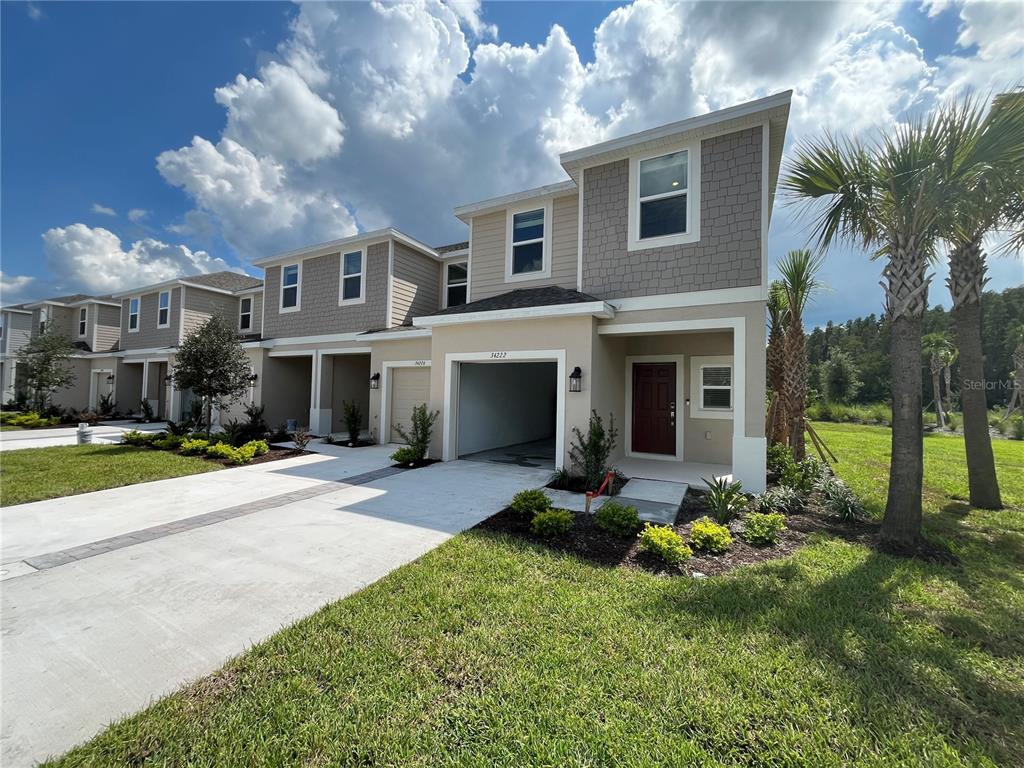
(110, 271, 263, 420)
(246, 91, 789, 491)
(0, 304, 35, 404)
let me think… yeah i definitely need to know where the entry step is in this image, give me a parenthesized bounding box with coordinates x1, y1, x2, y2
(618, 479, 688, 505)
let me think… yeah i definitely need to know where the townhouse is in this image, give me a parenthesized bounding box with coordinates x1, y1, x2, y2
(3, 91, 789, 491)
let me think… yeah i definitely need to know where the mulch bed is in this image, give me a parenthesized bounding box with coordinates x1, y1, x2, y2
(474, 488, 905, 578)
(390, 458, 441, 470)
(547, 472, 630, 496)
(324, 438, 377, 448)
(157, 444, 311, 467)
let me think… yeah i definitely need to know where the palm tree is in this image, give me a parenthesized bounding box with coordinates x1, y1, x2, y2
(942, 342, 958, 424)
(777, 250, 824, 460)
(922, 333, 955, 429)
(783, 110, 952, 549)
(941, 92, 1024, 508)
(766, 280, 789, 445)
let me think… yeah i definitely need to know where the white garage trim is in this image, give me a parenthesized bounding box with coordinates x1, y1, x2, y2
(624, 354, 685, 461)
(381, 359, 431, 445)
(442, 349, 566, 469)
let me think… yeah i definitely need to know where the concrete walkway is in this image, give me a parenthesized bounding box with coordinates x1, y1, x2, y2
(0, 450, 549, 766)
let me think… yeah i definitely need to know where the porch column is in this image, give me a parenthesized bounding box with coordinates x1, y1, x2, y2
(309, 351, 333, 435)
(140, 361, 150, 415)
(731, 316, 767, 493)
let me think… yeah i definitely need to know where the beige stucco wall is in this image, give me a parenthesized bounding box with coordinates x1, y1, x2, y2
(368, 336, 432, 444)
(49, 357, 92, 413)
(327, 354, 371, 436)
(261, 354, 313, 429)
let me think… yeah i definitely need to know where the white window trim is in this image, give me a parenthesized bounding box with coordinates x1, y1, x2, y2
(627, 140, 701, 252)
(690, 355, 733, 420)
(338, 248, 366, 306)
(279, 263, 301, 313)
(505, 199, 553, 282)
(239, 296, 253, 331)
(156, 290, 171, 329)
(625, 355, 685, 461)
(443, 260, 468, 309)
(128, 297, 140, 333)
(78, 307, 88, 338)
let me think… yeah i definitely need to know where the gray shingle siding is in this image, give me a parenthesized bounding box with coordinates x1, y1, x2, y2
(3, 311, 32, 354)
(120, 288, 181, 350)
(391, 242, 440, 325)
(262, 242, 388, 338)
(182, 287, 239, 337)
(582, 125, 762, 299)
(93, 304, 121, 352)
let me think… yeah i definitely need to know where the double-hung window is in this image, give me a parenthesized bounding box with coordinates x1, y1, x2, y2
(629, 144, 700, 250)
(128, 298, 140, 332)
(157, 291, 170, 328)
(78, 307, 87, 337)
(445, 261, 467, 307)
(239, 297, 253, 331)
(339, 250, 364, 304)
(507, 203, 549, 280)
(701, 365, 732, 410)
(280, 264, 300, 310)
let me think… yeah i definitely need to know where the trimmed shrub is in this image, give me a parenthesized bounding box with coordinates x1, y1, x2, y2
(531, 508, 574, 538)
(752, 486, 804, 515)
(121, 429, 157, 446)
(291, 427, 312, 451)
(390, 445, 419, 465)
(595, 500, 640, 536)
(392, 404, 439, 462)
(816, 474, 864, 521)
(341, 400, 362, 444)
(205, 442, 240, 462)
(510, 489, 551, 519)
(701, 475, 747, 524)
(180, 438, 210, 455)
(246, 440, 269, 457)
(568, 411, 618, 490)
(205, 439, 270, 465)
(743, 512, 786, 546)
(689, 516, 732, 554)
(638, 524, 691, 565)
(2, 411, 61, 428)
(153, 435, 185, 451)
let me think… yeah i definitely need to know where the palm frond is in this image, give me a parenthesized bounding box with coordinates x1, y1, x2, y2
(777, 249, 825, 318)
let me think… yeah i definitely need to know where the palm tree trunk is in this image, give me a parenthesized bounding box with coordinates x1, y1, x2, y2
(931, 364, 944, 429)
(882, 314, 924, 547)
(784, 325, 807, 460)
(943, 364, 954, 423)
(948, 238, 1002, 509)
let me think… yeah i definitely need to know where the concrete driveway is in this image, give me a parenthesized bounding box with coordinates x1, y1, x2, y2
(1, 447, 550, 766)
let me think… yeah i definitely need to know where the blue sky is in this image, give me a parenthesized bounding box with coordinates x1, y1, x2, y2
(2, 0, 1021, 328)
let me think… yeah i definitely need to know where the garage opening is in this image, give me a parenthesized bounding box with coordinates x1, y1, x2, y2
(457, 361, 557, 468)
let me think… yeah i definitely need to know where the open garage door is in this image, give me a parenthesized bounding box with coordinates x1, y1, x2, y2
(388, 366, 431, 443)
(457, 361, 557, 469)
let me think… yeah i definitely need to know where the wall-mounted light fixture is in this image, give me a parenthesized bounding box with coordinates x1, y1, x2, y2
(248, 372, 259, 383)
(370, 372, 381, 390)
(569, 366, 583, 393)
(106, 374, 115, 383)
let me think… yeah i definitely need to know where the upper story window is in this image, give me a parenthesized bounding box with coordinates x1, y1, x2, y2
(78, 307, 87, 337)
(239, 296, 253, 331)
(628, 142, 701, 251)
(128, 297, 140, 332)
(339, 249, 364, 305)
(280, 264, 300, 312)
(445, 261, 468, 307)
(157, 291, 171, 328)
(506, 201, 552, 282)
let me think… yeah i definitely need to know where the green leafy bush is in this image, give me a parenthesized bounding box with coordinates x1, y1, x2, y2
(342, 400, 362, 443)
(1011, 415, 1024, 441)
(153, 435, 185, 451)
(531, 508, 574, 538)
(392, 403, 439, 462)
(510, 489, 551, 519)
(638, 524, 691, 565)
(180, 438, 210, 455)
(689, 516, 732, 553)
(247, 440, 269, 457)
(816, 474, 864, 521)
(205, 442, 240, 462)
(390, 445, 419, 465)
(701, 475, 747, 524)
(291, 427, 312, 451)
(205, 439, 270, 465)
(595, 501, 640, 536)
(121, 429, 157, 446)
(805, 401, 891, 425)
(568, 411, 619, 490)
(2, 411, 61, 428)
(752, 486, 804, 515)
(743, 512, 786, 546)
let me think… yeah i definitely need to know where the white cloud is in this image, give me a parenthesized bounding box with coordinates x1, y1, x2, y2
(215, 61, 344, 166)
(26, 2, 42, 21)
(91, 203, 116, 217)
(127, 208, 149, 222)
(935, 0, 1024, 98)
(41, 224, 234, 294)
(1, 271, 36, 304)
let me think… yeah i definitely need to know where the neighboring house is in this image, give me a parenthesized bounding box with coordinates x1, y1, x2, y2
(0, 305, 34, 404)
(110, 271, 263, 421)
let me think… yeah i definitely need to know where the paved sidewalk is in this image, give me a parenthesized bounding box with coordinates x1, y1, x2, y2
(0, 457, 549, 766)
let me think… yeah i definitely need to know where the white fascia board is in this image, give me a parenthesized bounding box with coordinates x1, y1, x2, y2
(413, 300, 614, 327)
(253, 228, 439, 267)
(234, 285, 265, 295)
(559, 90, 792, 170)
(1, 307, 32, 315)
(177, 281, 244, 297)
(453, 180, 578, 223)
(439, 249, 469, 260)
(357, 328, 432, 341)
(66, 298, 121, 308)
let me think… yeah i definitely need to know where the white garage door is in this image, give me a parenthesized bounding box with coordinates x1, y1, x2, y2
(389, 367, 431, 442)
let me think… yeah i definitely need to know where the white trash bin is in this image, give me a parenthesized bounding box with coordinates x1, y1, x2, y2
(77, 423, 94, 445)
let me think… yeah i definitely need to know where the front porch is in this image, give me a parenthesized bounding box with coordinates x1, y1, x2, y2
(614, 455, 732, 489)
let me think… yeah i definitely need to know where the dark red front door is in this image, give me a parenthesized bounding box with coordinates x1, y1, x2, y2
(632, 363, 676, 455)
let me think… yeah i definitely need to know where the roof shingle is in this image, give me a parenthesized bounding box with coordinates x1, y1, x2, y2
(427, 286, 601, 317)
(181, 271, 262, 292)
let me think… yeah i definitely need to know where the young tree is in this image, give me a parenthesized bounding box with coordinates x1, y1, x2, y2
(16, 330, 77, 411)
(171, 315, 251, 437)
(766, 280, 789, 445)
(922, 333, 954, 428)
(821, 350, 862, 404)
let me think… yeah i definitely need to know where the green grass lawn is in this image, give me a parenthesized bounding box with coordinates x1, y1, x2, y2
(0, 444, 218, 505)
(48, 425, 1024, 767)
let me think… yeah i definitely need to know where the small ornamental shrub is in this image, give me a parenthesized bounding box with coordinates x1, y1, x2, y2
(246, 440, 269, 457)
(205, 442, 240, 462)
(701, 476, 747, 524)
(531, 508, 574, 538)
(752, 486, 804, 515)
(3, 411, 61, 428)
(73, 410, 100, 425)
(392, 404, 439, 462)
(390, 445, 419, 465)
(121, 430, 157, 446)
(138, 399, 155, 423)
(510, 489, 551, 519)
(638, 524, 692, 565)
(291, 427, 312, 451)
(568, 411, 618, 490)
(153, 435, 185, 451)
(342, 400, 362, 444)
(689, 517, 732, 554)
(816, 474, 864, 521)
(180, 438, 210, 455)
(98, 392, 117, 417)
(595, 501, 640, 536)
(743, 512, 786, 546)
